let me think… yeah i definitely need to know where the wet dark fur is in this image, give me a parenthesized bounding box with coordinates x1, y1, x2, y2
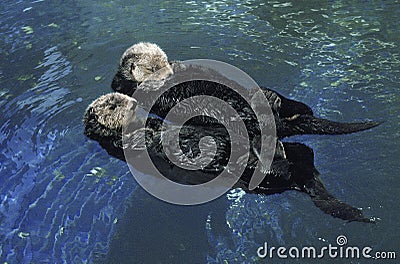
(83, 94, 373, 223)
(112, 62, 380, 139)
(83, 44, 380, 224)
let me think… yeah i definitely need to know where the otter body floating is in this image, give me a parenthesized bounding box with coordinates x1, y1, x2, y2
(83, 93, 373, 223)
(83, 43, 379, 223)
(111, 42, 380, 139)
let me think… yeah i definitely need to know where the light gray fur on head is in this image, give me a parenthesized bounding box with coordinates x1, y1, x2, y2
(83, 93, 137, 138)
(119, 42, 173, 83)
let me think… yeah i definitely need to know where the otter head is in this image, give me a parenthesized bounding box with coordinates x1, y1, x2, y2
(83, 93, 138, 141)
(111, 42, 174, 95)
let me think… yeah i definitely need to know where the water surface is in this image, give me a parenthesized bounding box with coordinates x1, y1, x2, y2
(0, 0, 399, 263)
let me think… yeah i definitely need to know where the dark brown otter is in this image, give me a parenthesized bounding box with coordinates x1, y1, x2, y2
(83, 93, 373, 223)
(111, 42, 380, 139)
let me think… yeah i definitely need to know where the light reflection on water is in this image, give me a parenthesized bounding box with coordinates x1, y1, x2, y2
(0, 0, 399, 263)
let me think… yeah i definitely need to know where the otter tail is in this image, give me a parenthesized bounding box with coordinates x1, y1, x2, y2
(278, 115, 381, 138)
(304, 178, 374, 223)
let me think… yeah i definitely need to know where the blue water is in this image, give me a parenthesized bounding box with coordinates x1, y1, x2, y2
(0, 0, 399, 263)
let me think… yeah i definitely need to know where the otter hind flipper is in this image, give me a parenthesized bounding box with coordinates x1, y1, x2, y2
(280, 115, 381, 138)
(304, 178, 374, 223)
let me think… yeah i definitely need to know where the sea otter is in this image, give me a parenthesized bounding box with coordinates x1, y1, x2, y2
(83, 93, 373, 223)
(112, 42, 174, 96)
(110, 42, 380, 139)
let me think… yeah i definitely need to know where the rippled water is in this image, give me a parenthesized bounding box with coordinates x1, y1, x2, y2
(1, 0, 399, 263)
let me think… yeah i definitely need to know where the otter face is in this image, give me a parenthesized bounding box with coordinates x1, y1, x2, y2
(112, 42, 173, 95)
(83, 93, 138, 139)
